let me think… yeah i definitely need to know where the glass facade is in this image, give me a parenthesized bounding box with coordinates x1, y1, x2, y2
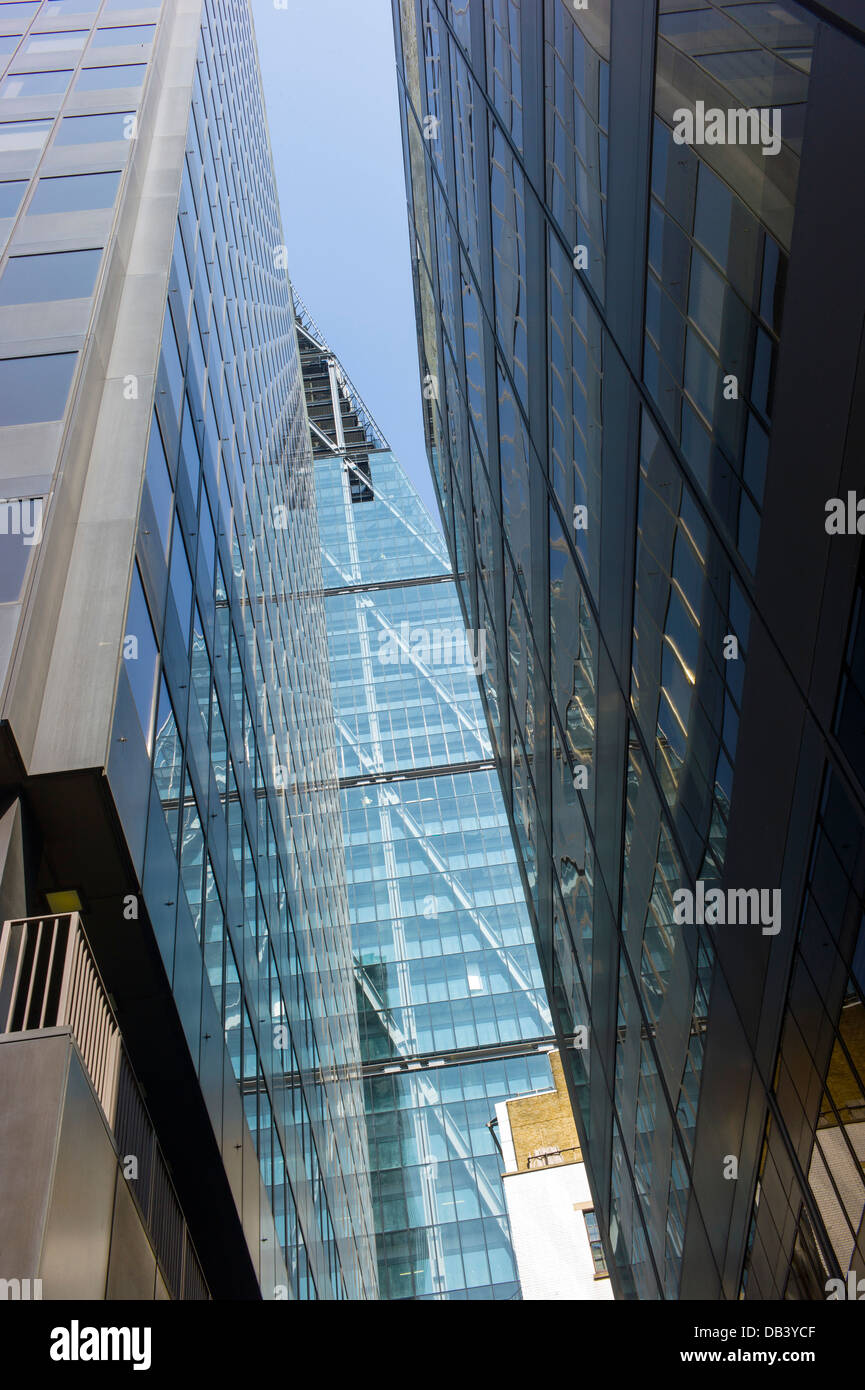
(393, 0, 865, 1300)
(0, 0, 375, 1301)
(297, 300, 555, 1298)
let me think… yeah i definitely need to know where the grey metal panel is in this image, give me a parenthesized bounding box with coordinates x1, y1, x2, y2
(0, 1031, 68, 1280)
(105, 1170, 159, 1301)
(39, 1040, 118, 1298)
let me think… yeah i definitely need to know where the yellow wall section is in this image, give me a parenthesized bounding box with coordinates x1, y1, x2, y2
(505, 1051, 582, 1173)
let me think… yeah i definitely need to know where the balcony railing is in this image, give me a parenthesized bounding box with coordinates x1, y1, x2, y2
(0, 913, 121, 1123)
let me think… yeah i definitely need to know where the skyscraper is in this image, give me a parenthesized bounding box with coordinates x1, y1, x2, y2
(295, 296, 557, 1299)
(392, 0, 865, 1300)
(0, 0, 375, 1301)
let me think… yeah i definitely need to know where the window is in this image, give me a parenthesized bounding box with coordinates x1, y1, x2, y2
(0, 351, 76, 425)
(124, 562, 159, 749)
(54, 110, 135, 144)
(0, 179, 25, 216)
(0, 247, 102, 304)
(75, 62, 146, 90)
(694, 163, 732, 271)
(583, 1209, 608, 1276)
(28, 169, 121, 213)
(169, 529, 193, 643)
(153, 676, 182, 849)
(144, 413, 173, 559)
(0, 35, 22, 54)
(0, 118, 51, 152)
(43, 0, 100, 13)
(159, 309, 183, 426)
(0, 4, 38, 27)
(0, 69, 73, 99)
(22, 30, 89, 55)
(90, 24, 155, 47)
(0, 495, 42, 602)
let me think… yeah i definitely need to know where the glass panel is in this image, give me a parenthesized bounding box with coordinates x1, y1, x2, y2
(54, 110, 135, 144)
(153, 676, 182, 850)
(21, 30, 89, 55)
(0, 4, 39, 27)
(169, 531, 193, 644)
(0, 179, 26, 216)
(0, 247, 102, 303)
(90, 24, 155, 47)
(124, 562, 159, 748)
(75, 62, 147, 90)
(0, 495, 42, 601)
(0, 69, 73, 99)
(42, 0, 100, 13)
(0, 351, 76, 424)
(144, 414, 173, 558)
(28, 169, 121, 213)
(0, 118, 52, 152)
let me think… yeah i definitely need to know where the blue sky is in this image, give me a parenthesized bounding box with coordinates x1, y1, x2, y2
(250, 0, 439, 520)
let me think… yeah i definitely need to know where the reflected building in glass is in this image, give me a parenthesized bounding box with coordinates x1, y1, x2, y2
(295, 298, 556, 1298)
(392, 0, 865, 1299)
(0, 0, 375, 1300)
